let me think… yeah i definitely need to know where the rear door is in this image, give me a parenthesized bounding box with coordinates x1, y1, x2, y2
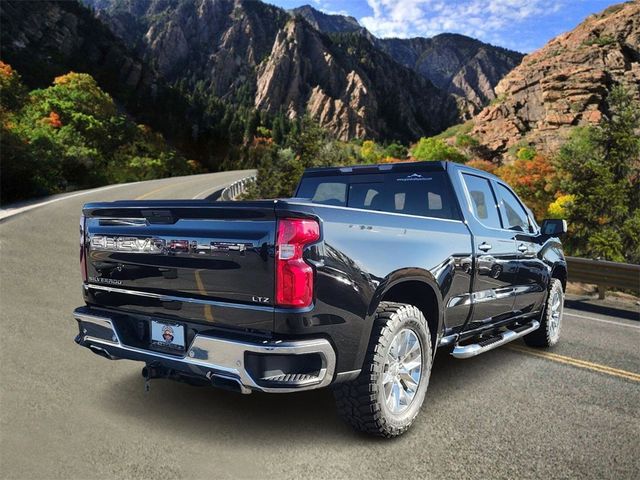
(82, 201, 277, 330)
(459, 173, 520, 328)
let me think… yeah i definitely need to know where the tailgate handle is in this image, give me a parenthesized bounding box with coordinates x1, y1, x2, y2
(142, 210, 176, 224)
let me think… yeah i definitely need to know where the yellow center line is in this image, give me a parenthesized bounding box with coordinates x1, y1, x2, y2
(507, 345, 640, 382)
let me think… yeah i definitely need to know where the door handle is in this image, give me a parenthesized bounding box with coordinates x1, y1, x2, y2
(518, 244, 528, 253)
(478, 242, 492, 252)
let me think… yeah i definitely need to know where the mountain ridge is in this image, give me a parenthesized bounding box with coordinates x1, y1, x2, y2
(82, 0, 460, 141)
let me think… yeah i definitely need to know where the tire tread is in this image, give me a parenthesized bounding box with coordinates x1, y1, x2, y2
(333, 301, 431, 437)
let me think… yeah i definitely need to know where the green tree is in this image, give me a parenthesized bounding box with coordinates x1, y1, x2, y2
(556, 86, 640, 262)
(271, 111, 286, 145)
(411, 137, 467, 162)
(0, 62, 63, 201)
(244, 109, 259, 142)
(384, 142, 408, 159)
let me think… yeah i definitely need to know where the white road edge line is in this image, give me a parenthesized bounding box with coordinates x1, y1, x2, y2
(0, 182, 136, 221)
(564, 312, 640, 330)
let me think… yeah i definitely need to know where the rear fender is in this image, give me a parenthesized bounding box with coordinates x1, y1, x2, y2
(358, 268, 444, 364)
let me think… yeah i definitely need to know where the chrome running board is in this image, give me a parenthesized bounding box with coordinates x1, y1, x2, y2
(451, 320, 540, 359)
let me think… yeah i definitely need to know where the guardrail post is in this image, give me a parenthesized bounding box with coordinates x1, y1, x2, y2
(598, 285, 606, 300)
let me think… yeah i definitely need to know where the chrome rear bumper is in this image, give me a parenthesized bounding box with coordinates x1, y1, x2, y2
(74, 307, 336, 393)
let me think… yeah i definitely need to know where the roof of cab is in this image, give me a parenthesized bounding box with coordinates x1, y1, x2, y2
(302, 160, 501, 182)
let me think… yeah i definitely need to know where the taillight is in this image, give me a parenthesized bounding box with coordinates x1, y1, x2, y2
(80, 214, 87, 283)
(275, 218, 320, 307)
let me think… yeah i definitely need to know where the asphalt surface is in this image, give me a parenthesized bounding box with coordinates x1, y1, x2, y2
(1, 171, 639, 480)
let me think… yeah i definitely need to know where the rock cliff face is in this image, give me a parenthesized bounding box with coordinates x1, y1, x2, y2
(469, 2, 640, 158)
(254, 19, 373, 139)
(86, 0, 289, 99)
(255, 18, 457, 141)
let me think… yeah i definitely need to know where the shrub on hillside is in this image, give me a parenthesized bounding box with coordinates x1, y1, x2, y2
(411, 137, 467, 163)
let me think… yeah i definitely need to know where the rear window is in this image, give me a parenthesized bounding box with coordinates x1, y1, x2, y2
(296, 171, 460, 220)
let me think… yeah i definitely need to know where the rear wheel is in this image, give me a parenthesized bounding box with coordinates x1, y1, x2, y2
(333, 302, 432, 437)
(524, 278, 564, 347)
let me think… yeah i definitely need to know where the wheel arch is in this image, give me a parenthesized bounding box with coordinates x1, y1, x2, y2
(367, 269, 444, 354)
(551, 262, 568, 291)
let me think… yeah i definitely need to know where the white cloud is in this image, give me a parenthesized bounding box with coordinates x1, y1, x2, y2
(360, 0, 569, 50)
(313, 0, 351, 17)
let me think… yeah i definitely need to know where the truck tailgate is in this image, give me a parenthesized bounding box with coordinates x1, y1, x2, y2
(82, 201, 276, 331)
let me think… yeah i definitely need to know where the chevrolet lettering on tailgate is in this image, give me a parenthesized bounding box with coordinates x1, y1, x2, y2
(89, 235, 251, 255)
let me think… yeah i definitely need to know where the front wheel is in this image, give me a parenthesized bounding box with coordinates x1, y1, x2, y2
(333, 302, 432, 437)
(524, 278, 564, 348)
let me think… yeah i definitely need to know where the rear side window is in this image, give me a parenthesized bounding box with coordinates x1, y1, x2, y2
(296, 171, 460, 220)
(461, 173, 501, 229)
(310, 182, 346, 205)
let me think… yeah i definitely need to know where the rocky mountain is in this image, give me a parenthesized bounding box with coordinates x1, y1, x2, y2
(377, 35, 523, 116)
(468, 1, 640, 159)
(85, 0, 289, 99)
(83, 0, 458, 141)
(292, 5, 523, 115)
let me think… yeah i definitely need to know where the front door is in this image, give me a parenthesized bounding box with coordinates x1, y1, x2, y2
(493, 181, 549, 315)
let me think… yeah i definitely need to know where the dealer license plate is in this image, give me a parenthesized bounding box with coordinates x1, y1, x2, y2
(150, 320, 185, 352)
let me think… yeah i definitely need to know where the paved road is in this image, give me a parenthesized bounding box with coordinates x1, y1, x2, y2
(1, 172, 639, 480)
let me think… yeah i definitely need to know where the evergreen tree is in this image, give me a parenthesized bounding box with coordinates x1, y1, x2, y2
(244, 109, 259, 142)
(557, 86, 640, 262)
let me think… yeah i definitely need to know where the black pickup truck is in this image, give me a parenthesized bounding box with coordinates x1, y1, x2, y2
(74, 161, 567, 437)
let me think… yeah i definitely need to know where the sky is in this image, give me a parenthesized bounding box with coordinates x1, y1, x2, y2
(268, 0, 621, 52)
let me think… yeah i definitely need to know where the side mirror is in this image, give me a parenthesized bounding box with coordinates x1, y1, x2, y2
(540, 219, 567, 236)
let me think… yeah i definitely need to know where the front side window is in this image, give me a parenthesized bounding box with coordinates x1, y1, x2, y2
(461, 173, 501, 229)
(496, 183, 531, 232)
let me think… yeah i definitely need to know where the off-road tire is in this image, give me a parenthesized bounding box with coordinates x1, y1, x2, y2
(333, 302, 432, 437)
(524, 278, 564, 348)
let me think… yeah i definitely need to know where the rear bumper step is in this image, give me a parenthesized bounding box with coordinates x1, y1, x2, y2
(73, 307, 336, 393)
(451, 320, 540, 359)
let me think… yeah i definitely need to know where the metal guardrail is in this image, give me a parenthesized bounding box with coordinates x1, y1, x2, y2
(218, 175, 256, 201)
(566, 256, 640, 298)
